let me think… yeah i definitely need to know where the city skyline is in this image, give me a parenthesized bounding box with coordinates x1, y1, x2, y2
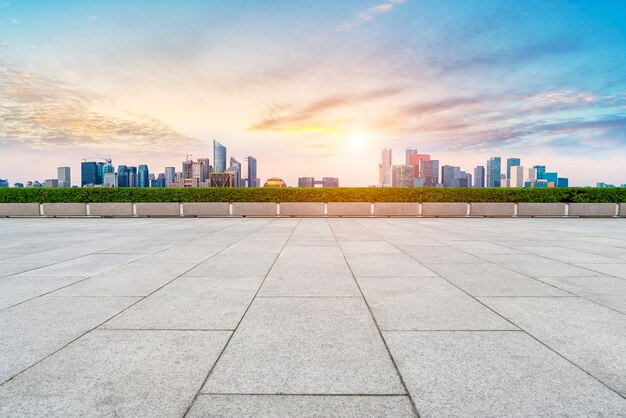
(1, 1, 626, 186)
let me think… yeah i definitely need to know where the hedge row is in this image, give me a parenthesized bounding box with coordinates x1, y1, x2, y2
(0, 187, 625, 203)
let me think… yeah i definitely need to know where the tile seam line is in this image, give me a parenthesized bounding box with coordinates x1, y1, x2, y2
(377, 217, 626, 316)
(0, 217, 255, 386)
(182, 217, 302, 418)
(196, 393, 411, 397)
(327, 218, 421, 418)
(358, 218, 626, 399)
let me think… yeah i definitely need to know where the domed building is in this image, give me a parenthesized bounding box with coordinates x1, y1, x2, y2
(263, 177, 287, 188)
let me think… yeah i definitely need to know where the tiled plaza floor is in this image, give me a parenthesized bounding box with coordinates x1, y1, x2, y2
(0, 218, 625, 417)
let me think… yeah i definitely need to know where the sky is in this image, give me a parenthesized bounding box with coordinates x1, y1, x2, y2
(1, 0, 625, 186)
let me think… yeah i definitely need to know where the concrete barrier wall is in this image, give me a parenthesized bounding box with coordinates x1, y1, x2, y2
(568, 203, 617, 217)
(470, 203, 516, 217)
(1, 202, 624, 218)
(42, 203, 86, 217)
(374, 203, 419, 216)
(327, 202, 372, 217)
(232, 202, 277, 217)
(135, 203, 181, 217)
(89, 203, 133, 217)
(517, 203, 566, 217)
(0, 203, 40, 217)
(422, 203, 468, 217)
(279, 202, 324, 217)
(182, 202, 229, 217)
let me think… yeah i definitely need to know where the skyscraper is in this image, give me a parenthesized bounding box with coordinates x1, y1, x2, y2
(243, 156, 257, 187)
(534, 165, 546, 180)
(441, 165, 457, 187)
(506, 158, 521, 179)
(486, 157, 501, 187)
(138, 165, 150, 188)
(57, 167, 71, 188)
(405, 147, 418, 165)
(392, 165, 413, 187)
(473, 166, 485, 187)
(81, 161, 97, 186)
(228, 157, 242, 187)
(213, 140, 227, 173)
(510, 166, 525, 188)
(419, 159, 439, 186)
(165, 167, 176, 185)
(379, 148, 392, 187)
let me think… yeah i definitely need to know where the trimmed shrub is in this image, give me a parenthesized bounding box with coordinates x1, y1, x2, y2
(0, 187, 624, 203)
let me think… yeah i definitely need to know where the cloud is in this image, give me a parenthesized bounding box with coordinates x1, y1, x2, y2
(249, 87, 403, 132)
(338, 0, 407, 31)
(0, 70, 200, 149)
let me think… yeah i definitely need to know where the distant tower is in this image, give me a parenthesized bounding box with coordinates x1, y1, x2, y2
(138, 165, 150, 188)
(473, 166, 485, 187)
(213, 140, 227, 172)
(506, 158, 521, 180)
(379, 148, 392, 187)
(57, 167, 71, 188)
(486, 157, 501, 187)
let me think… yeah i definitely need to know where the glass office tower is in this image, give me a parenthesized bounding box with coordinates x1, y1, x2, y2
(213, 140, 227, 172)
(138, 165, 150, 188)
(486, 157, 501, 187)
(81, 161, 97, 186)
(506, 158, 521, 180)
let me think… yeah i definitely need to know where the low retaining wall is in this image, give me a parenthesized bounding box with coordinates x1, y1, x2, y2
(0, 202, 623, 218)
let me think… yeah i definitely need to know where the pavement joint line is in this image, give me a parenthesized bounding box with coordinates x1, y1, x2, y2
(375, 217, 626, 316)
(197, 393, 411, 397)
(327, 218, 421, 418)
(183, 217, 302, 417)
(256, 295, 360, 299)
(361, 217, 626, 398)
(96, 328, 236, 332)
(0, 218, 260, 386)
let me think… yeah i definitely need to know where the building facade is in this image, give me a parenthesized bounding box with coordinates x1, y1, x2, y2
(57, 167, 71, 188)
(213, 140, 227, 173)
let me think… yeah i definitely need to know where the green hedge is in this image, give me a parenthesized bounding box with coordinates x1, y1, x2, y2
(0, 187, 624, 203)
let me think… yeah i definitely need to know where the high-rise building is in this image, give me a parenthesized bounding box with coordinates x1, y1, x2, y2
(117, 165, 128, 187)
(57, 167, 71, 188)
(228, 157, 242, 187)
(405, 147, 418, 165)
(506, 158, 521, 180)
(43, 179, 59, 188)
(557, 177, 569, 188)
(486, 157, 501, 187)
(419, 159, 439, 186)
(165, 167, 176, 185)
(392, 165, 414, 187)
(243, 156, 257, 187)
(509, 166, 525, 188)
(544, 172, 558, 187)
(474, 166, 485, 187)
(138, 165, 150, 188)
(150, 173, 167, 188)
(103, 172, 118, 187)
(0, 179, 8, 188)
(213, 140, 227, 173)
(128, 166, 138, 187)
(81, 161, 97, 186)
(534, 165, 546, 180)
(196, 158, 211, 180)
(379, 148, 392, 187)
(409, 153, 431, 178)
(441, 165, 456, 187)
(298, 177, 315, 187)
(322, 177, 339, 187)
(96, 159, 114, 185)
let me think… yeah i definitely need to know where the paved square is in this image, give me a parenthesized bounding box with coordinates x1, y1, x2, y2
(0, 217, 625, 417)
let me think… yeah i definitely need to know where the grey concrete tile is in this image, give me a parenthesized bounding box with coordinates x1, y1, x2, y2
(0, 275, 86, 310)
(480, 297, 626, 393)
(575, 263, 626, 279)
(537, 276, 626, 314)
(0, 330, 230, 417)
(276, 246, 345, 264)
(0, 296, 137, 383)
(98, 241, 176, 254)
(188, 395, 415, 417)
(427, 263, 570, 296)
(19, 254, 144, 277)
(385, 331, 626, 417)
(103, 276, 264, 329)
(185, 253, 277, 277)
(0, 262, 44, 278)
(52, 262, 197, 296)
(259, 263, 360, 297)
(447, 240, 523, 254)
(403, 246, 488, 264)
(345, 254, 437, 277)
(339, 240, 402, 254)
(138, 245, 223, 264)
(203, 298, 404, 394)
(518, 246, 620, 264)
(358, 276, 517, 330)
